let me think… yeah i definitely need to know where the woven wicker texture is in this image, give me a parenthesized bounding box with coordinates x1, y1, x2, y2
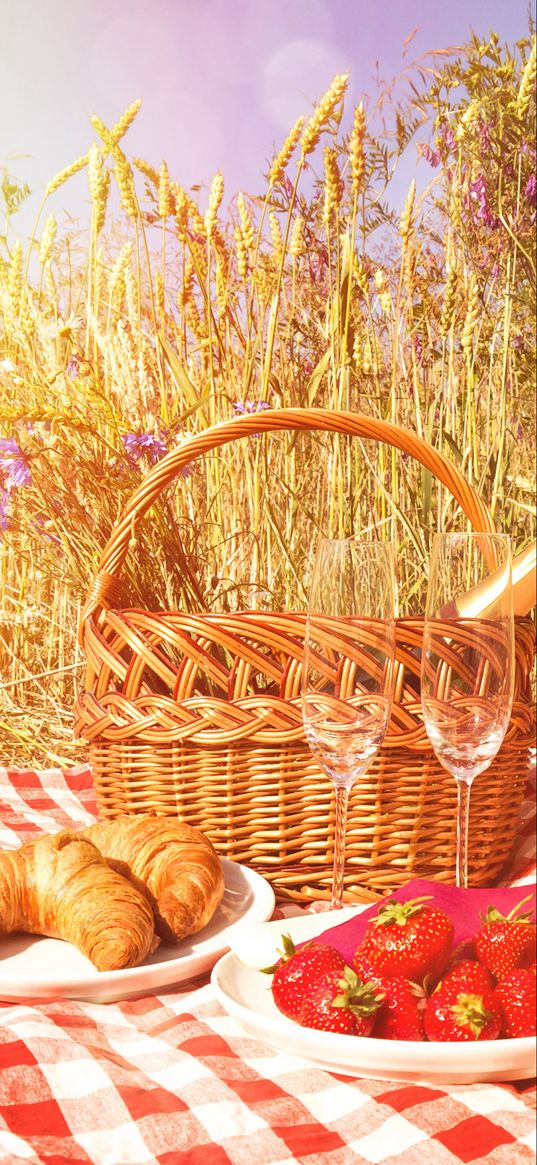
(75, 409, 536, 902)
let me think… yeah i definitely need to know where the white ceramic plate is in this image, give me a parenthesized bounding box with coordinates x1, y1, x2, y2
(211, 909, 537, 1085)
(0, 859, 275, 1004)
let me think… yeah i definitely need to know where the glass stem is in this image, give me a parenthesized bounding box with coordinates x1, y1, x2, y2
(456, 778, 472, 889)
(331, 784, 349, 909)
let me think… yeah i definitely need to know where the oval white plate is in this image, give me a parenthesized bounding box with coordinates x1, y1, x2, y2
(211, 910, 536, 1085)
(0, 859, 275, 1004)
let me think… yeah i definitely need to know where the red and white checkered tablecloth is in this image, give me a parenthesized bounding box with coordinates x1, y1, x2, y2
(0, 764, 535, 1165)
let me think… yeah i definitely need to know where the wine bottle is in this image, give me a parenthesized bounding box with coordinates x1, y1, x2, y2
(439, 538, 536, 619)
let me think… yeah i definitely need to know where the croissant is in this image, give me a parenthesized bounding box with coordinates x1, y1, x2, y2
(82, 815, 225, 944)
(0, 830, 157, 971)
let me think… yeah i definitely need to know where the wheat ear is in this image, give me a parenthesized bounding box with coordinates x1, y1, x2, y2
(349, 102, 366, 195)
(268, 115, 305, 186)
(517, 36, 536, 119)
(46, 155, 89, 196)
(300, 74, 349, 158)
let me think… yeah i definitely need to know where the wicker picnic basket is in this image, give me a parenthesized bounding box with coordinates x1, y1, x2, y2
(74, 408, 536, 902)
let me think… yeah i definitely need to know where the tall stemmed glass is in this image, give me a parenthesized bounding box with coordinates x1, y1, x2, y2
(421, 532, 515, 888)
(302, 538, 396, 909)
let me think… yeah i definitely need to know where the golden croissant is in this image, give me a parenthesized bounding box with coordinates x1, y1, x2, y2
(82, 815, 225, 943)
(0, 830, 157, 971)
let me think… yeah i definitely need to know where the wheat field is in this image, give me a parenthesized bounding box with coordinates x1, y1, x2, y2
(0, 31, 535, 765)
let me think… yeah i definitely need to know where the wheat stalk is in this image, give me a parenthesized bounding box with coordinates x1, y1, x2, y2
(300, 73, 348, 158)
(289, 214, 305, 257)
(267, 115, 305, 187)
(516, 36, 536, 119)
(440, 260, 458, 336)
(322, 147, 344, 229)
(399, 179, 416, 246)
(234, 225, 248, 279)
(269, 210, 284, 261)
(6, 240, 23, 315)
(374, 268, 392, 315)
(461, 271, 479, 356)
(45, 155, 89, 196)
(114, 158, 138, 219)
(349, 101, 366, 195)
(110, 98, 142, 143)
(38, 215, 57, 266)
(108, 241, 133, 309)
(204, 171, 224, 239)
(134, 157, 160, 186)
(158, 161, 172, 219)
(173, 184, 189, 245)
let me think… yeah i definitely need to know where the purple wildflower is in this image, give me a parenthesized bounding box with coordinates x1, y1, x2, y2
(122, 432, 168, 465)
(466, 175, 499, 230)
(66, 357, 80, 378)
(525, 173, 536, 204)
(479, 120, 491, 153)
(417, 143, 440, 168)
(439, 123, 456, 153)
(0, 438, 32, 488)
(468, 175, 487, 203)
(233, 400, 271, 415)
(510, 415, 525, 441)
(412, 334, 424, 365)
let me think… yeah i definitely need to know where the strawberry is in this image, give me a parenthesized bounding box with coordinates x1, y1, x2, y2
(373, 977, 427, 1041)
(474, 896, 536, 980)
(424, 982, 502, 1042)
(437, 959, 494, 996)
(267, 936, 384, 1033)
(493, 968, 537, 1038)
(300, 966, 384, 1035)
(353, 948, 427, 1041)
(268, 937, 342, 1021)
(357, 896, 454, 981)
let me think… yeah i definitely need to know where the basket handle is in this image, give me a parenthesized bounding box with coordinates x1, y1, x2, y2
(80, 407, 496, 631)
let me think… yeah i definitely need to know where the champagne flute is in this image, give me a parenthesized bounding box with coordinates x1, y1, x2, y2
(421, 532, 515, 888)
(302, 538, 396, 909)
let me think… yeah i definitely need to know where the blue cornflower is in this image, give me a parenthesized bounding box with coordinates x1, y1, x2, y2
(233, 400, 271, 415)
(0, 438, 32, 488)
(122, 432, 168, 466)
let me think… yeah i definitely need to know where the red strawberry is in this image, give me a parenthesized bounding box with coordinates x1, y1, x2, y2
(424, 983, 502, 1042)
(358, 896, 454, 981)
(268, 937, 343, 1021)
(300, 966, 384, 1035)
(267, 937, 384, 1033)
(373, 978, 427, 1041)
(493, 968, 537, 1038)
(353, 948, 427, 1041)
(474, 896, 536, 980)
(437, 959, 494, 996)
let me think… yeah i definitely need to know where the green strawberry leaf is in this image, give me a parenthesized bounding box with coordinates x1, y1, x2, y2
(374, 896, 434, 928)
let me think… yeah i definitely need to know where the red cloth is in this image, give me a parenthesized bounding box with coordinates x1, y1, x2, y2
(0, 763, 535, 1165)
(318, 878, 536, 966)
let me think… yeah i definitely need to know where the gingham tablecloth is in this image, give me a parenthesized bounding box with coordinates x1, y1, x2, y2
(0, 765, 535, 1165)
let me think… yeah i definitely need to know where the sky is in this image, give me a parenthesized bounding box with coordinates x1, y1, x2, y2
(1, 0, 534, 238)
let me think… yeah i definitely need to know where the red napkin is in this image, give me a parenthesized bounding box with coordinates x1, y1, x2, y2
(317, 878, 536, 966)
